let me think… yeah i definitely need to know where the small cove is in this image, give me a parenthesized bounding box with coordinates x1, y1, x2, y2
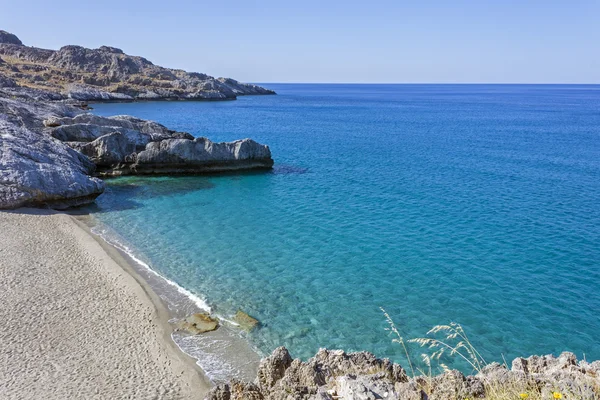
(89, 84, 600, 377)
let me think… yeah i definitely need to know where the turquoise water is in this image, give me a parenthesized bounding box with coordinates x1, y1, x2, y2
(90, 84, 600, 372)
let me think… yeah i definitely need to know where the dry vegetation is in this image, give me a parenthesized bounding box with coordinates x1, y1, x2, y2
(382, 308, 598, 400)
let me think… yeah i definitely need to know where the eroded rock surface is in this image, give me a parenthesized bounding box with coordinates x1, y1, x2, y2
(0, 119, 104, 209)
(206, 348, 600, 400)
(0, 86, 104, 209)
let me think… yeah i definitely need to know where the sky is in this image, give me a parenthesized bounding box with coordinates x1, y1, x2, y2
(0, 0, 598, 83)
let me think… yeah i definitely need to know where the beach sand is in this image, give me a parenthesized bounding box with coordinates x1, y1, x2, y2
(0, 209, 210, 399)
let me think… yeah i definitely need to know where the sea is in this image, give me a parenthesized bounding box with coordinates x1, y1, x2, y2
(87, 84, 600, 380)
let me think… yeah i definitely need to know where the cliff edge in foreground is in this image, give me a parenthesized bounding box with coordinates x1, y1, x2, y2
(207, 347, 600, 400)
(0, 30, 275, 101)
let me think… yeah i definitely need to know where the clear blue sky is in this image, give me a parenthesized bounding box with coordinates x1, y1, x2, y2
(1, 0, 598, 83)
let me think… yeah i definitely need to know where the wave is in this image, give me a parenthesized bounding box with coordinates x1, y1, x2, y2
(88, 218, 261, 382)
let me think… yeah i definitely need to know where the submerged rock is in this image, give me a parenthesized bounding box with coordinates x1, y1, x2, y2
(234, 310, 260, 332)
(177, 313, 219, 334)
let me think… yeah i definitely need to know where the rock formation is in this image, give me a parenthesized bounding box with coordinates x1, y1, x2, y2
(0, 31, 275, 101)
(0, 31, 274, 209)
(0, 30, 275, 209)
(206, 347, 600, 400)
(45, 113, 273, 176)
(0, 85, 105, 208)
(0, 85, 273, 208)
(177, 313, 220, 335)
(0, 30, 22, 46)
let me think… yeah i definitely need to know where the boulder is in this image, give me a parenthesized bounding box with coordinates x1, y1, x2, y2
(234, 310, 259, 332)
(177, 313, 219, 334)
(130, 137, 273, 174)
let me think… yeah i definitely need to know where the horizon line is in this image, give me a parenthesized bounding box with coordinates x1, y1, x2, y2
(251, 82, 600, 85)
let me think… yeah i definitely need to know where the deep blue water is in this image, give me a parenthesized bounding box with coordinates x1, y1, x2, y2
(91, 84, 600, 372)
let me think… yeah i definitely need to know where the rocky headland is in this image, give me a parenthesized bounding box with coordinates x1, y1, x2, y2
(0, 30, 275, 101)
(0, 30, 274, 209)
(207, 347, 600, 400)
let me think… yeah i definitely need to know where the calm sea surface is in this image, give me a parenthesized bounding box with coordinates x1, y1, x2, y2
(90, 84, 600, 372)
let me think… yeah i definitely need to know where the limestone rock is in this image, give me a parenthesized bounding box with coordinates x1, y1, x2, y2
(335, 374, 397, 400)
(130, 137, 273, 174)
(98, 46, 124, 54)
(234, 310, 259, 332)
(0, 73, 17, 88)
(72, 132, 137, 167)
(206, 348, 600, 400)
(177, 313, 219, 334)
(65, 83, 134, 101)
(257, 347, 293, 390)
(0, 30, 22, 45)
(0, 119, 104, 209)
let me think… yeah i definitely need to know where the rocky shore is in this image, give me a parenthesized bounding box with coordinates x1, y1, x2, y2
(207, 347, 600, 400)
(0, 30, 274, 209)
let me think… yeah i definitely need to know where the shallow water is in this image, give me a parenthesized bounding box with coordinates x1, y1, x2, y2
(90, 84, 600, 375)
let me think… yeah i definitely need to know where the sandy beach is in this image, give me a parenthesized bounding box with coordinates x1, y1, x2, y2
(0, 209, 210, 399)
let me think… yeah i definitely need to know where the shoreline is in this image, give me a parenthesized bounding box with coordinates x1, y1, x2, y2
(0, 209, 211, 399)
(69, 214, 214, 385)
(78, 212, 263, 383)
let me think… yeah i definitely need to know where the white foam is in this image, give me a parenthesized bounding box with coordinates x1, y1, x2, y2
(91, 224, 212, 313)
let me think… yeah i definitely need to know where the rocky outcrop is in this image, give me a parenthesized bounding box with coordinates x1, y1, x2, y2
(0, 30, 22, 45)
(0, 119, 104, 209)
(44, 112, 273, 175)
(206, 348, 600, 400)
(0, 85, 105, 208)
(123, 137, 273, 175)
(0, 31, 275, 209)
(0, 79, 273, 209)
(0, 30, 275, 101)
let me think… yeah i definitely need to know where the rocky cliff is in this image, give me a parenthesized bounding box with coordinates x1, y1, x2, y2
(0, 88, 273, 208)
(207, 347, 600, 400)
(0, 30, 275, 209)
(0, 30, 275, 101)
(0, 86, 105, 208)
(0, 74, 273, 209)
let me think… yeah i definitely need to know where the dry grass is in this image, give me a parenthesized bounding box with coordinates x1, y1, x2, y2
(381, 309, 593, 400)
